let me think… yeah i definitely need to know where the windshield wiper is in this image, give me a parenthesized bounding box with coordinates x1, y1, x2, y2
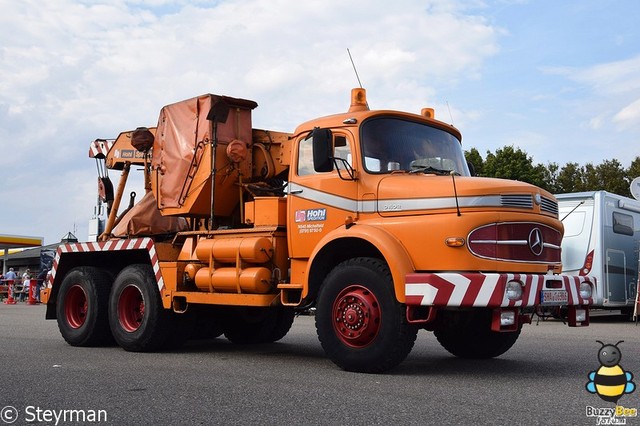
(409, 165, 456, 176)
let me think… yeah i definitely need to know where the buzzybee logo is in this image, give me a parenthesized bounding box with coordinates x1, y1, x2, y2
(584, 341, 637, 425)
(586, 341, 635, 403)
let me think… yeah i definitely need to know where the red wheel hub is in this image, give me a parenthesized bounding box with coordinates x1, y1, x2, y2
(64, 284, 88, 329)
(118, 285, 144, 332)
(332, 285, 381, 348)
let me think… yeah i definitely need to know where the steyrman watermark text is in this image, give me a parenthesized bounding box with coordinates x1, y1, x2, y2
(1, 405, 107, 425)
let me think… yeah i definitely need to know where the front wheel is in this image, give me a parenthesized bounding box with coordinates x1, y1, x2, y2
(434, 310, 521, 359)
(315, 257, 418, 373)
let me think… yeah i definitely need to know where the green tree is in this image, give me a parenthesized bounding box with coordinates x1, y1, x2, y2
(596, 159, 628, 196)
(466, 145, 638, 198)
(464, 148, 483, 176)
(626, 156, 640, 181)
(576, 160, 627, 194)
(482, 146, 544, 187)
(556, 162, 583, 193)
(581, 163, 599, 191)
(538, 162, 559, 193)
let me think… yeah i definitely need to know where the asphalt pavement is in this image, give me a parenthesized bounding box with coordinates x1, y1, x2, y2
(0, 303, 638, 425)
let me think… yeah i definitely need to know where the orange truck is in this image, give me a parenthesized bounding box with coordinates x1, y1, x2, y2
(41, 88, 593, 373)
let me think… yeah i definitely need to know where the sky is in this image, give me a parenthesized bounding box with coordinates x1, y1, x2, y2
(1, 0, 640, 245)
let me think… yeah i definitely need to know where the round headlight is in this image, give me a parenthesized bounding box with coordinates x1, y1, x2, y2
(506, 280, 523, 301)
(580, 282, 592, 299)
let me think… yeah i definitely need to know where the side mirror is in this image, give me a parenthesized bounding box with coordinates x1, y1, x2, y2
(312, 128, 333, 173)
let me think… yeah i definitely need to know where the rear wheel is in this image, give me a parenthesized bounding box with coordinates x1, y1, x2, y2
(109, 264, 178, 351)
(189, 305, 224, 340)
(223, 306, 295, 344)
(269, 307, 296, 342)
(315, 257, 418, 373)
(434, 309, 521, 359)
(56, 267, 113, 346)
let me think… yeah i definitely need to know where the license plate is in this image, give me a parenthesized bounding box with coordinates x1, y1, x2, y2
(541, 290, 568, 304)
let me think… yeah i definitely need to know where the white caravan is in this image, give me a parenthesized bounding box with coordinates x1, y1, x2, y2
(556, 191, 639, 315)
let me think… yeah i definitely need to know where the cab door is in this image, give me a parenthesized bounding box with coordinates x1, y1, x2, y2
(288, 130, 358, 259)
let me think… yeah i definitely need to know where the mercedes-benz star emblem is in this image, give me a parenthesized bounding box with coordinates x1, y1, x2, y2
(528, 228, 544, 256)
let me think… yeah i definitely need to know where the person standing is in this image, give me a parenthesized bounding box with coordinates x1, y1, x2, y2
(35, 268, 48, 302)
(20, 269, 31, 302)
(4, 267, 16, 282)
(4, 268, 17, 299)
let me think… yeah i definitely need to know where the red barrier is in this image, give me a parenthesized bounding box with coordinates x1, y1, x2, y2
(3, 280, 17, 305)
(27, 279, 38, 305)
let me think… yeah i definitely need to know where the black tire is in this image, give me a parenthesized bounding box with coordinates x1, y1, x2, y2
(223, 306, 295, 344)
(108, 264, 174, 351)
(163, 309, 196, 350)
(269, 307, 296, 342)
(434, 309, 521, 359)
(315, 257, 418, 373)
(190, 305, 224, 340)
(56, 267, 114, 347)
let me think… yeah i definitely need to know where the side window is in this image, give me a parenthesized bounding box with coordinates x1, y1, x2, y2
(297, 136, 315, 176)
(613, 211, 634, 236)
(334, 136, 352, 171)
(297, 134, 353, 176)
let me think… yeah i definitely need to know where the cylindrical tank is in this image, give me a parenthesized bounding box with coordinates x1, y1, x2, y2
(195, 237, 273, 264)
(194, 267, 272, 293)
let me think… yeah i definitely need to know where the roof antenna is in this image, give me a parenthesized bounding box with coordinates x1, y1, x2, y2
(560, 200, 585, 222)
(347, 48, 363, 88)
(446, 101, 455, 126)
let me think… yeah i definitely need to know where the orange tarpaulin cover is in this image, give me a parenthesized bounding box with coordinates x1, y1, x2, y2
(112, 191, 188, 237)
(151, 94, 257, 217)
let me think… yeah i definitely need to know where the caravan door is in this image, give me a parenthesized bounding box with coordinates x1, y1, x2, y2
(603, 197, 638, 305)
(605, 249, 627, 303)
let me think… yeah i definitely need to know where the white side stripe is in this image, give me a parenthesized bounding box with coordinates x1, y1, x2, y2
(289, 183, 373, 212)
(289, 183, 507, 213)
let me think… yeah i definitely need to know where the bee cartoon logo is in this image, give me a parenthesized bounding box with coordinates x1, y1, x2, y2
(585, 340, 636, 403)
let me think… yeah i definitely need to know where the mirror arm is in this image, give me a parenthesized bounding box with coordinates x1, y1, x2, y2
(333, 158, 357, 181)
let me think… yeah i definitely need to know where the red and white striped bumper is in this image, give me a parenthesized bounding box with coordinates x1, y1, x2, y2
(47, 238, 164, 292)
(405, 272, 593, 308)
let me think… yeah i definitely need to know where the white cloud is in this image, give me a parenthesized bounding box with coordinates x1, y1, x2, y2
(613, 98, 640, 129)
(0, 0, 501, 244)
(539, 54, 640, 143)
(572, 56, 640, 95)
(587, 114, 606, 130)
(2, 0, 639, 244)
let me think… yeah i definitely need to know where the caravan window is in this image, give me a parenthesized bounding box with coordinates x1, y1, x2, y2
(563, 211, 586, 237)
(612, 212, 634, 236)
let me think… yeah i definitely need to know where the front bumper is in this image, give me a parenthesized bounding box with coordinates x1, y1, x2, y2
(404, 272, 593, 329)
(405, 272, 593, 308)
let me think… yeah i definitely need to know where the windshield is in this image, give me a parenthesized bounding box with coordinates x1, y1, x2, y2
(361, 117, 470, 176)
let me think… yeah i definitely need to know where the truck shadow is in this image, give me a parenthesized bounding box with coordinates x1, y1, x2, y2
(177, 337, 569, 379)
(395, 355, 561, 378)
(180, 337, 324, 359)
